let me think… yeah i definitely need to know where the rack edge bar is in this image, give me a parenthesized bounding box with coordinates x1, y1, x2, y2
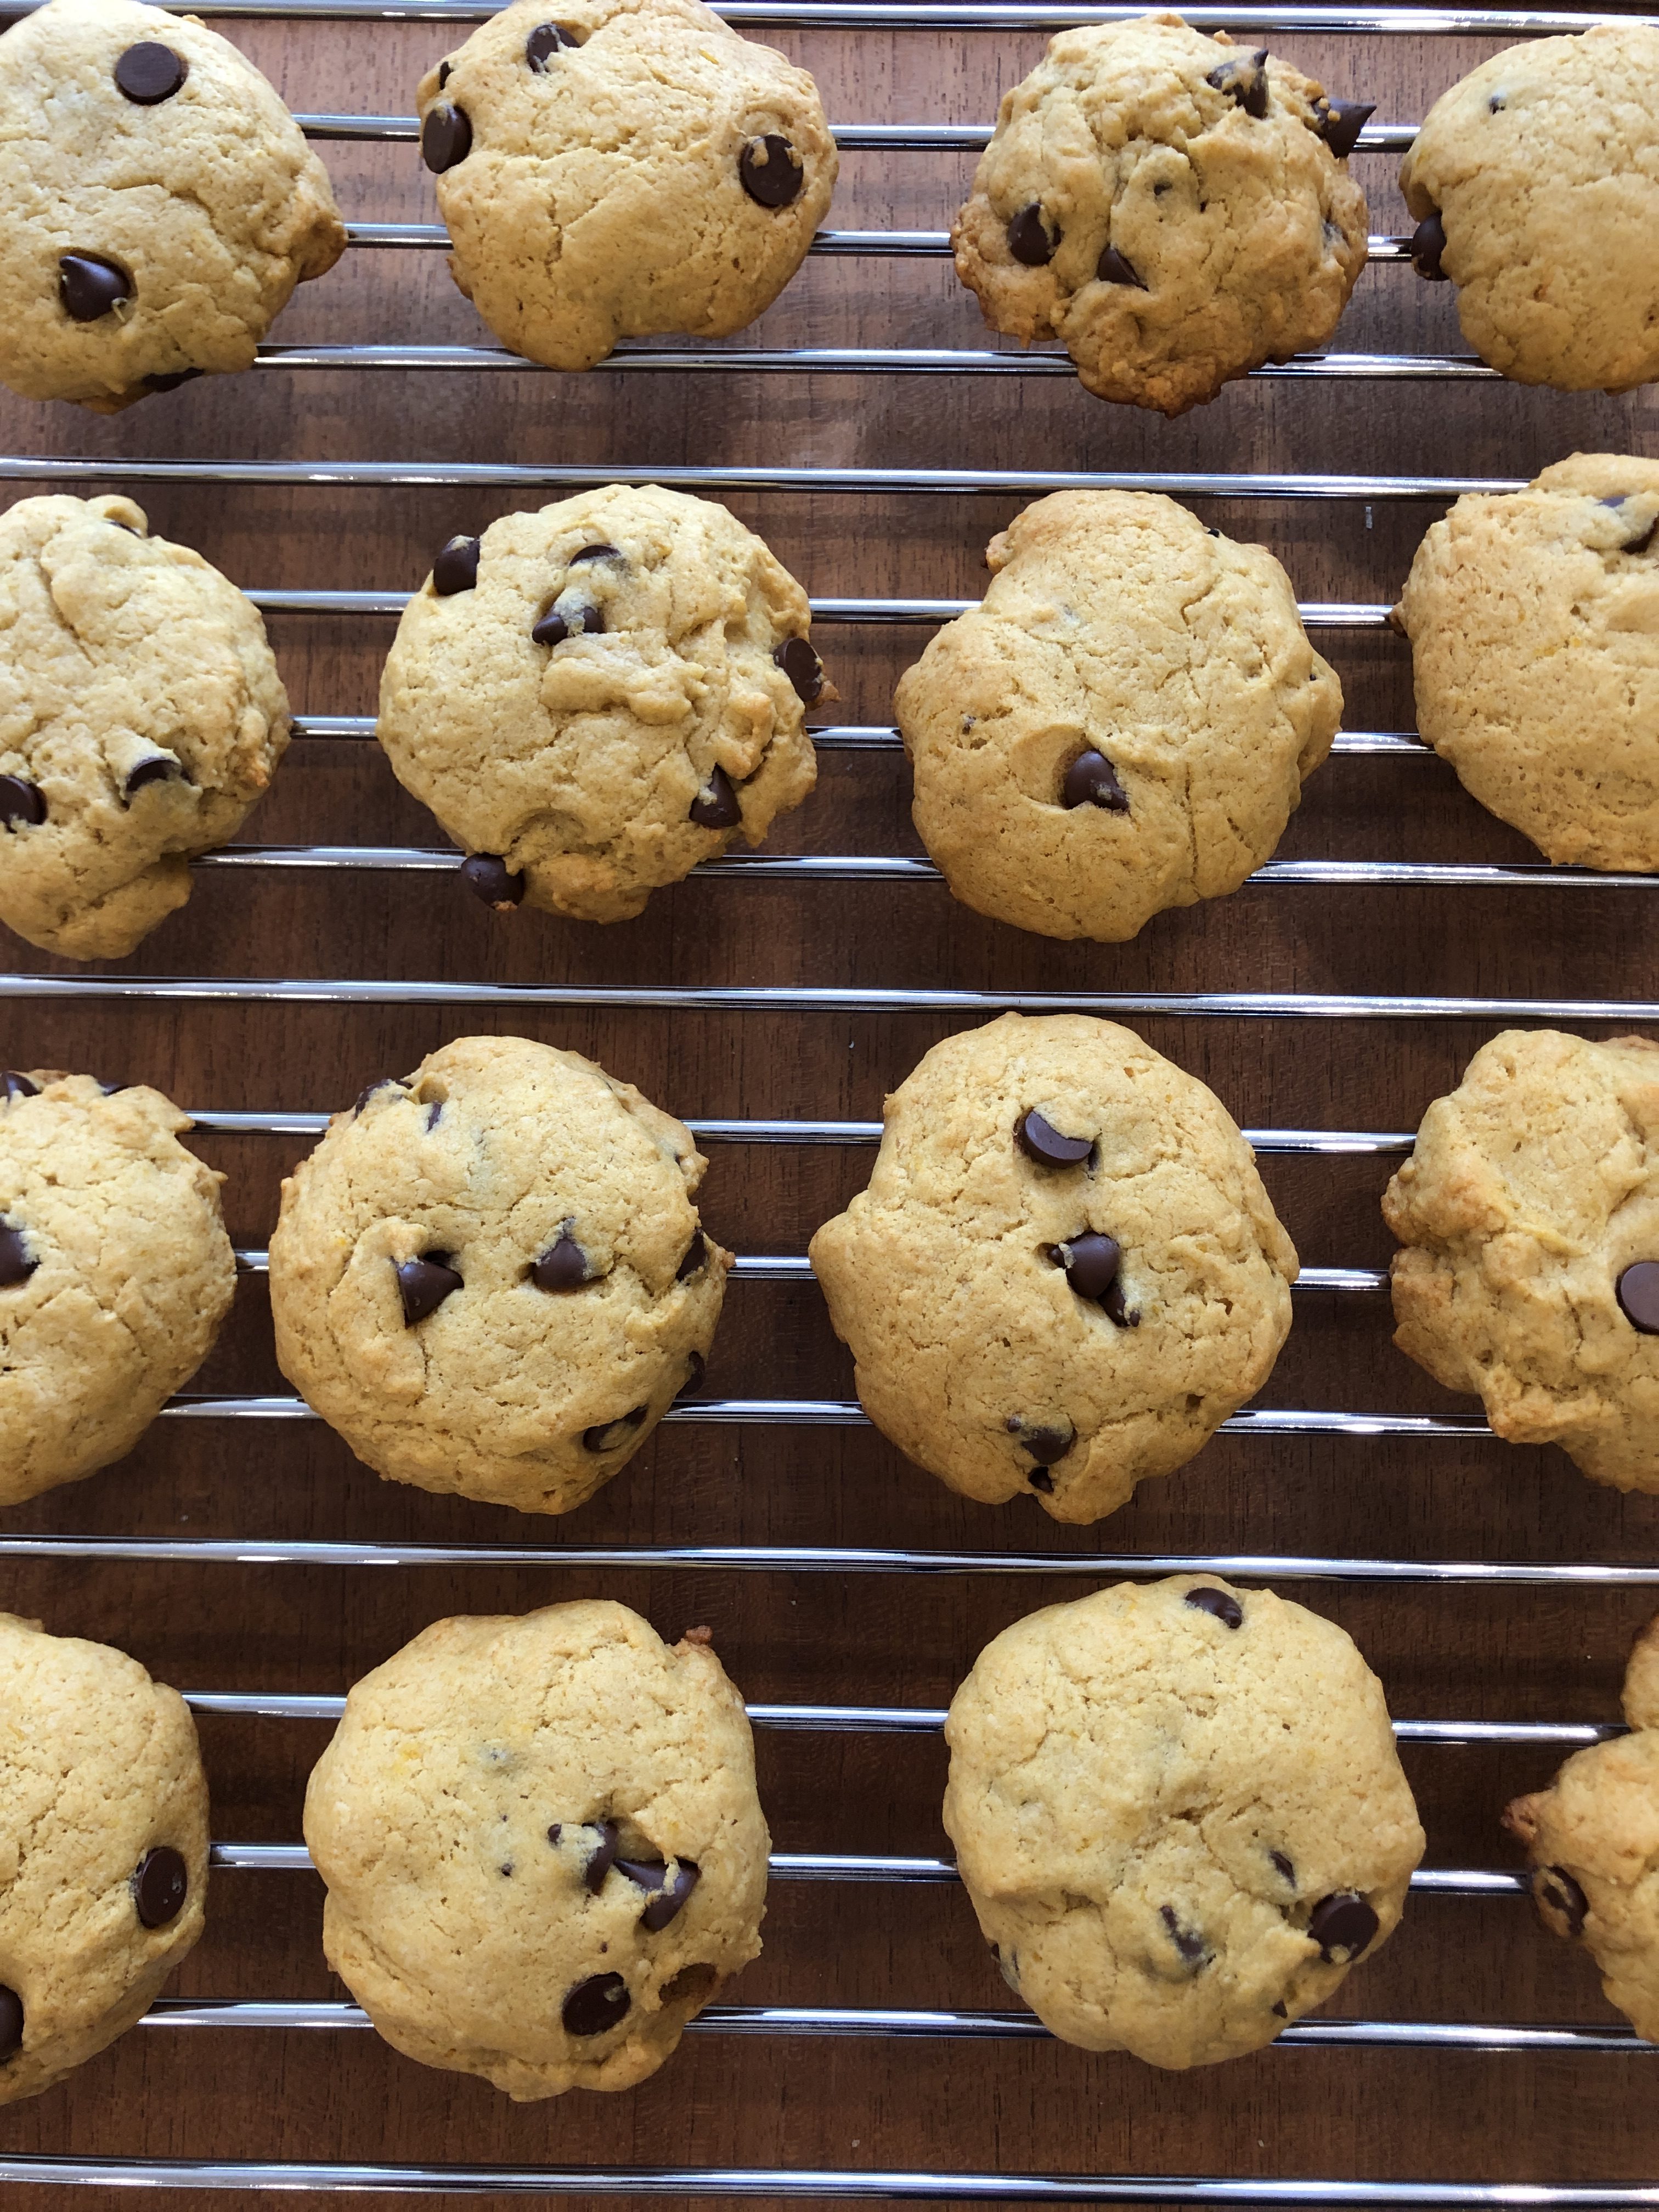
(3, 1, 1652, 25)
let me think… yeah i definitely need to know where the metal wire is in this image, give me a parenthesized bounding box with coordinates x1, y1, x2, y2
(285, 719, 1436, 757)
(1, 0, 1646, 24)
(297, 114, 1422, 150)
(242, 590, 1395, 624)
(342, 222, 1419, 262)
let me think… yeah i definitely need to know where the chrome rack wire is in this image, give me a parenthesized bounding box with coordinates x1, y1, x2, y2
(297, 114, 1419, 148)
(340, 223, 1419, 258)
(251, 342, 1502, 378)
(0, 2, 1644, 28)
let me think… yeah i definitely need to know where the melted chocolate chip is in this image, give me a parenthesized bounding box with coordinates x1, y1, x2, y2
(1006, 202, 1056, 266)
(115, 41, 187, 102)
(676, 1350, 706, 1401)
(436, 59, 452, 86)
(140, 368, 201, 393)
(0, 1224, 35, 1289)
(533, 1220, 591, 1290)
(353, 1079, 397, 1115)
(676, 1230, 708, 1282)
(1536, 1865, 1588, 1938)
(1095, 245, 1144, 289)
(526, 20, 581, 66)
(59, 252, 132, 321)
(1617, 1262, 1659, 1333)
(532, 601, 602, 647)
(775, 635, 824, 704)
(562, 1971, 630, 2036)
(125, 755, 181, 797)
(1410, 210, 1448, 281)
(1207, 48, 1268, 119)
(568, 543, 620, 564)
(690, 765, 741, 829)
(1184, 1585, 1243, 1629)
(396, 1253, 462, 1324)
(619, 1857, 701, 1931)
(0, 1988, 21, 2060)
(0, 1074, 38, 1102)
(0, 776, 46, 829)
(1016, 1109, 1093, 1167)
(1062, 750, 1129, 811)
(1316, 97, 1374, 159)
(421, 102, 472, 172)
(739, 134, 804, 208)
(1160, 1905, 1209, 1967)
(583, 1406, 648, 1453)
(1056, 1230, 1121, 1302)
(1270, 1850, 1295, 1886)
(1308, 1890, 1378, 1961)
(1028, 1467, 1054, 1493)
(1008, 1417, 1074, 1466)
(460, 853, 526, 911)
(425, 1101, 443, 1131)
(132, 1846, 188, 1928)
(432, 534, 481, 594)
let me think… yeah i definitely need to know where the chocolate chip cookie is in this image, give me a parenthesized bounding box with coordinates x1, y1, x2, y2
(0, 1070, 236, 1509)
(377, 487, 822, 923)
(0, 0, 345, 412)
(0, 493, 291, 959)
(951, 13, 1370, 415)
(1505, 1611, 1659, 2041)
(270, 1036, 729, 1514)
(896, 492, 1342, 941)
(808, 1014, 1299, 1523)
(0, 1610, 208, 2103)
(1400, 24, 1659, 392)
(417, 0, 835, 370)
(1384, 1028, 1659, 1491)
(1396, 455, 1659, 872)
(304, 1600, 769, 2098)
(944, 1577, 1423, 2068)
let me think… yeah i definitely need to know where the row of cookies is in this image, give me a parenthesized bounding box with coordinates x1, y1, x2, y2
(4, 0, 1657, 414)
(5, 454, 1656, 961)
(3, 1019, 1654, 1519)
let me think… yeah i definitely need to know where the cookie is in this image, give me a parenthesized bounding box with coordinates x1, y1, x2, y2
(1384, 1029, 1659, 1492)
(269, 1035, 729, 1514)
(1400, 25, 1659, 393)
(0, 0, 344, 412)
(0, 1611, 208, 2104)
(0, 1071, 236, 1509)
(377, 487, 822, 923)
(943, 1577, 1424, 2068)
(1504, 1612, 1659, 2041)
(416, 0, 835, 370)
(896, 492, 1342, 941)
(0, 493, 291, 959)
(304, 1600, 769, 2098)
(951, 12, 1370, 415)
(1396, 455, 1659, 873)
(808, 1014, 1298, 1524)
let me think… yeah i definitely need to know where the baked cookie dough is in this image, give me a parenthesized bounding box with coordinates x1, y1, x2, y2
(270, 1035, 728, 1514)
(0, 1611, 208, 2104)
(0, 493, 291, 959)
(1396, 455, 1659, 872)
(1400, 25, 1659, 393)
(0, 1070, 235, 1508)
(951, 13, 1370, 415)
(417, 0, 836, 369)
(808, 1014, 1298, 1523)
(944, 1577, 1424, 2068)
(304, 1600, 769, 2098)
(0, 0, 345, 412)
(896, 492, 1342, 940)
(377, 486, 822, 923)
(1506, 1613, 1659, 2040)
(1384, 1028, 1659, 1491)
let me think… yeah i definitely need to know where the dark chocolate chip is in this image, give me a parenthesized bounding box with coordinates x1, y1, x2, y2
(1316, 97, 1373, 159)
(132, 1846, 188, 1928)
(1535, 1865, 1588, 1939)
(1271, 2000, 1288, 2018)
(689, 765, 741, 830)
(619, 1857, 701, 1931)
(525, 20, 580, 66)
(1207, 48, 1268, 119)
(675, 1350, 706, 1401)
(676, 1230, 708, 1282)
(583, 1820, 619, 1893)
(125, 755, 180, 796)
(0, 1988, 22, 2060)
(1308, 1890, 1378, 1961)
(436, 59, 452, 86)
(1016, 1109, 1093, 1167)
(1062, 749, 1129, 811)
(425, 1101, 443, 1131)
(1028, 1467, 1054, 1493)
(739, 133, 804, 208)
(1160, 1905, 1208, 1967)
(115, 41, 187, 102)
(1601, 499, 1659, 556)
(396, 1253, 462, 1324)
(141, 367, 201, 393)
(1184, 1585, 1243, 1629)
(1006, 202, 1056, 266)
(59, 252, 131, 321)
(1618, 1263, 1659, 1333)
(353, 1079, 398, 1115)
(532, 601, 602, 647)
(1008, 1417, 1074, 1466)
(1410, 210, 1448, 281)
(0, 1074, 38, 1102)
(533, 1220, 591, 1291)
(0, 1224, 35, 1289)
(0, 775, 46, 829)
(1270, 1850, 1295, 1886)
(775, 635, 823, 704)
(1056, 1230, 1122, 1302)
(432, 534, 481, 594)
(421, 102, 472, 172)
(583, 1406, 648, 1453)
(1102, 1278, 1139, 1328)
(568, 543, 620, 564)
(1488, 92, 1504, 112)
(460, 853, 526, 911)
(500, 1863, 514, 1876)
(562, 1970, 630, 2036)
(1095, 245, 1144, 289)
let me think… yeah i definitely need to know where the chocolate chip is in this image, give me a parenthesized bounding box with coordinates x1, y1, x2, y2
(739, 133, 804, 208)
(775, 635, 823, 704)
(690, 765, 741, 830)
(1185, 1585, 1243, 1629)
(1270, 1850, 1295, 1886)
(115, 41, 187, 102)
(532, 602, 602, 647)
(676, 1230, 708, 1282)
(132, 1846, 188, 1928)
(1160, 1905, 1208, 1967)
(460, 853, 525, 911)
(1007, 1416, 1073, 1466)
(421, 102, 471, 172)
(59, 252, 131, 321)
(676, 1350, 706, 1401)
(1207, 48, 1268, 119)
(1016, 1109, 1093, 1167)
(0, 1074, 38, 1102)
(1006, 202, 1056, 266)
(568, 543, 620, 564)
(584, 1820, 619, 1893)
(0, 775, 46, 828)
(436, 59, 452, 86)
(141, 368, 201, 393)
(1488, 93, 1504, 113)
(425, 1101, 443, 1131)
(1271, 2000, 1288, 2018)
(499, 1862, 514, 1876)
(1055, 1230, 1121, 1302)
(1535, 1865, 1588, 1939)
(619, 1857, 701, 1931)
(1601, 499, 1659, 556)
(1618, 1263, 1659, 1333)
(1062, 749, 1128, 811)
(526, 20, 580, 66)
(0, 1224, 35, 1289)
(1316, 97, 1373, 159)
(353, 1079, 398, 1115)
(562, 1971, 630, 2036)
(584, 1406, 648, 1453)
(1410, 210, 1448, 281)
(533, 1220, 591, 1290)
(125, 755, 181, 797)
(0, 1988, 22, 2060)
(1103, 1279, 1139, 1328)
(396, 1253, 462, 1324)
(1308, 1891, 1378, 1961)
(1028, 1467, 1054, 1493)
(432, 535, 480, 594)
(1095, 245, 1144, 289)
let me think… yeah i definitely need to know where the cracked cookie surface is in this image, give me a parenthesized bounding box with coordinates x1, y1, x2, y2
(808, 1014, 1298, 1525)
(304, 1600, 769, 2098)
(895, 492, 1342, 941)
(943, 1576, 1424, 2068)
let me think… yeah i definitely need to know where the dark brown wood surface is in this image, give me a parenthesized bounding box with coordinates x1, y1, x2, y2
(1, 3, 1657, 2203)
